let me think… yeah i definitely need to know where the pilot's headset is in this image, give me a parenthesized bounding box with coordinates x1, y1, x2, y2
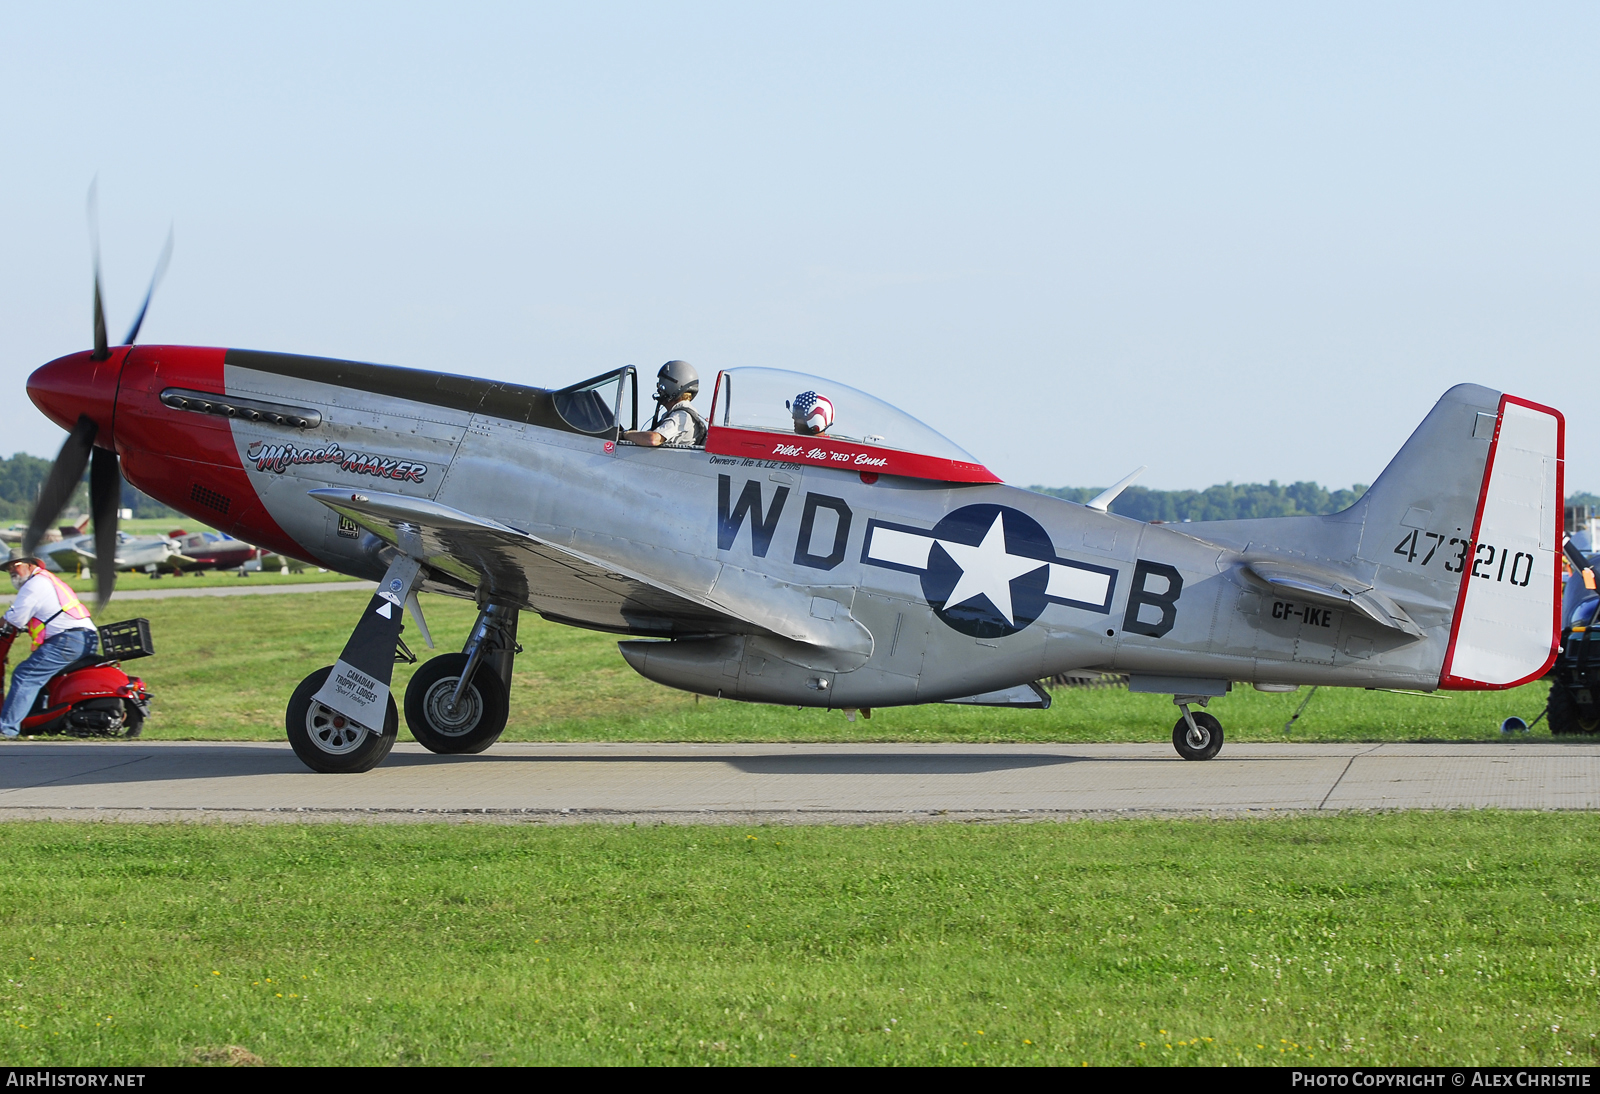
(652, 360, 699, 427)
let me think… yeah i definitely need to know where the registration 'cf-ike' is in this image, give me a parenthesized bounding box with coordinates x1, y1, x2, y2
(20, 258, 1563, 771)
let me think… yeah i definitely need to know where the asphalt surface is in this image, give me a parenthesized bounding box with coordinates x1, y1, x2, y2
(0, 739, 1592, 823)
(0, 581, 376, 606)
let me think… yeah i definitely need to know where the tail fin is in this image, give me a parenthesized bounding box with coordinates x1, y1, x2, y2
(1352, 384, 1562, 689)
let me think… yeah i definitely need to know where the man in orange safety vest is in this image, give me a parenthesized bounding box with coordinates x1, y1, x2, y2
(1, 551, 99, 738)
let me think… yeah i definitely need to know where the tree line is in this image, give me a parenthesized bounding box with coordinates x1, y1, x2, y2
(1029, 480, 1370, 522)
(1031, 483, 1600, 522)
(0, 452, 179, 523)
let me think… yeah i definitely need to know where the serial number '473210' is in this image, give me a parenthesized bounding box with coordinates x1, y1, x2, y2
(1394, 528, 1534, 586)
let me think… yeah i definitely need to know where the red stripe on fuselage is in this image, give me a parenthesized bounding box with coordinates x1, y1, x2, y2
(114, 346, 308, 562)
(705, 426, 1002, 484)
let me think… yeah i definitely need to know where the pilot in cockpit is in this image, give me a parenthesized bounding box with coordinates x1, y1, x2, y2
(624, 360, 707, 448)
(790, 391, 834, 436)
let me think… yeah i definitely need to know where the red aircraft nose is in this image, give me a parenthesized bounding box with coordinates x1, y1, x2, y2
(26, 349, 126, 446)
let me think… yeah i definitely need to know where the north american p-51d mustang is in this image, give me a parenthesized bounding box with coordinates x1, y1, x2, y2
(21, 250, 1563, 771)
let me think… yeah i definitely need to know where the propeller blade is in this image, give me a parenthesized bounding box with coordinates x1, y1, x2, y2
(22, 416, 97, 558)
(122, 225, 173, 346)
(88, 180, 108, 361)
(92, 267, 108, 361)
(89, 448, 121, 609)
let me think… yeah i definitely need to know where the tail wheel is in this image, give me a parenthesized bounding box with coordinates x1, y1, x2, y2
(404, 653, 509, 755)
(285, 666, 398, 773)
(1172, 711, 1224, 761)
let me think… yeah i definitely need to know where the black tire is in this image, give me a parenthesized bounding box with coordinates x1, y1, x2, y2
(122, 700, 145, 739)
(285, 666, 399, 773)
(1547, 683, 1600, 736)
(404, 653, 510, 755)
(1172, 711, 1224, 761)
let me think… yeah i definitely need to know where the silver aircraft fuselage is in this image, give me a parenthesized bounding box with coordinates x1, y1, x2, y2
(26, 345, 1564, 716)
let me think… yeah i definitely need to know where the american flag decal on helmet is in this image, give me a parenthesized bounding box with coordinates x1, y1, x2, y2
(793, 391, 834, 434)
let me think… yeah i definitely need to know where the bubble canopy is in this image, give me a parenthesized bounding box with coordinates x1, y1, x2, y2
(706, 367, 1000, 483)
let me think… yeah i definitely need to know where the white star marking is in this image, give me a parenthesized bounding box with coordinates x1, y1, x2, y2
(936, 512, 1049, 625)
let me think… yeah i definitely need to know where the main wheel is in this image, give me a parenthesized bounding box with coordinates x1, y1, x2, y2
(404, 653, 510, 755)
(1172, 711, 1224, 761)
(285, 666, 399, 773)
(1548, 683, 1600, 736)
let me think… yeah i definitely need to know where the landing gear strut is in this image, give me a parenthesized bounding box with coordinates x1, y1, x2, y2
(404, 603, 518, 754)
(285, 554, 423, 774)
(1171, 694, 1224, 761)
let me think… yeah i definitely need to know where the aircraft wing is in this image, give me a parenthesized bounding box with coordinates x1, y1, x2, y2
(308, 489, 834, 643)
(44, 546, 89, 571)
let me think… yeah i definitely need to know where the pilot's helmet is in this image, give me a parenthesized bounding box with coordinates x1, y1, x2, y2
(791, 391, 834, 435)
(655, 360, 699, 405)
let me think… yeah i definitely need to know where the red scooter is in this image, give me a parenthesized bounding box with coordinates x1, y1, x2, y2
(0, 618, 153, 738)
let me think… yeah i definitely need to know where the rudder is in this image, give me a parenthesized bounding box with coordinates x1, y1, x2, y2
(1438, 396, 1564, 688)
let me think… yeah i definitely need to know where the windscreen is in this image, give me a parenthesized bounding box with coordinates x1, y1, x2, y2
(712, 367, 979, 464)
(552, 368, 636, 435)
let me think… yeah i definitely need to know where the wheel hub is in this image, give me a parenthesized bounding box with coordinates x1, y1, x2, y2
(1185, 724, 1210, 749)
(423, 678, 483, 736)
(306, 701, 370, 754)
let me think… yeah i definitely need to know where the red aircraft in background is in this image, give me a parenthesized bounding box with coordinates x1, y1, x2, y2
(166, 529, 271, 572)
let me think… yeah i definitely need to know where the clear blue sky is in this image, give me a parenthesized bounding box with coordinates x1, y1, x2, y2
(3, 3, 1595, 490)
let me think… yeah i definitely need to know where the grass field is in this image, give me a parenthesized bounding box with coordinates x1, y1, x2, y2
(116, 519, 216, 536)
(0, 579, 1586, 1068)
(6, 519, 213, 538)
(0, 814, 1591, 1066)
(11, 588, 1542, 743)
(55, 568, 363, 596)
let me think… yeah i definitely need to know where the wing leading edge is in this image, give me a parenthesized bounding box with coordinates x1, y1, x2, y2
(307, 488, 872, 666)
(309, 488, 749, 637)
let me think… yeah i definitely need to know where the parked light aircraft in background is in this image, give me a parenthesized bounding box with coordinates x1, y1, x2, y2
(18, 228, 1565, 773)
(42, 528, 191, 576)
(165, 529, 270, 572)
(12, 520, 279, 577)
(1, 516, 88, 547)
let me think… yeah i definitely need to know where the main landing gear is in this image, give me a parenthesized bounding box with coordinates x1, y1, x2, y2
(403, 604, 517, 754)
(283, 554, 522, 773)
(281, 556, 518, 767)
(1171, 694, 1224, 761)
(286, 666, 399, 774)
(285, 554, 423, 774)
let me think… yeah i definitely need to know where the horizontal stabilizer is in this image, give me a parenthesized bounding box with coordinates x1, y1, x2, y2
(1245, 561, 1425, 638)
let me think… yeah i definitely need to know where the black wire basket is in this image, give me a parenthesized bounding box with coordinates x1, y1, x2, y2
(97, 618, 154, 661)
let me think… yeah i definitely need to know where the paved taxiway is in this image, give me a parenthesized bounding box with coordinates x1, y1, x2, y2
(0, 740, 1591, 823)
